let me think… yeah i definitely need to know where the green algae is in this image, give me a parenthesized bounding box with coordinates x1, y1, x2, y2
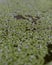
(0, 0, 52, 65)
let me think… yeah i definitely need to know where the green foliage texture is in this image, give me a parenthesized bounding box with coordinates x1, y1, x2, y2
(0, 0, 52, 65)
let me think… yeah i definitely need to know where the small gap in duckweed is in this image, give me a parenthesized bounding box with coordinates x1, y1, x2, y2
(14, 14, 40, 24)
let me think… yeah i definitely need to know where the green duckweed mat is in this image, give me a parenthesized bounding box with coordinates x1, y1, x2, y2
(0, 0, 52, 65)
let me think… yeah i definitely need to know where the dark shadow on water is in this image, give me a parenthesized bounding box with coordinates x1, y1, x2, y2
(44, 44, 52, 64)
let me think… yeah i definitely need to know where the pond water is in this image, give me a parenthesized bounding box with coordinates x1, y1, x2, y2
(0, 0, 7, 3)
